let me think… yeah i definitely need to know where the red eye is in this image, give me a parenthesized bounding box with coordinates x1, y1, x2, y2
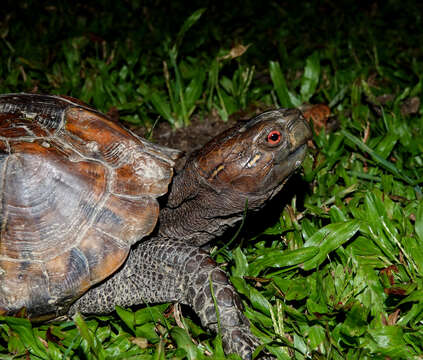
(267, 130, 282, 145)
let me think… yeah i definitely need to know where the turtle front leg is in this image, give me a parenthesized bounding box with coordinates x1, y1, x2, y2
(70, 240, 264, 359)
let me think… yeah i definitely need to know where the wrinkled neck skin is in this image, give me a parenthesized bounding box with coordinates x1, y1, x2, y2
(157, 161, 273, 247)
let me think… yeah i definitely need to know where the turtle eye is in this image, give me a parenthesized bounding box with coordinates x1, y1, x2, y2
(267, 130, 282, 145)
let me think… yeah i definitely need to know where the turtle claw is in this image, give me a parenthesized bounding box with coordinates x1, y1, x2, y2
(221, 327, 273, 360)
(181, 248, 273, 359)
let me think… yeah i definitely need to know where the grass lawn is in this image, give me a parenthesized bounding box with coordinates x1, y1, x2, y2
(1, 0, 422, 359)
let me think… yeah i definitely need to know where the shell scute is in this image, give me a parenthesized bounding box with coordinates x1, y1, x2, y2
(44, 247, 91, 304)
(0, 112, 50, 138)
(78, 228, 128, 284)
(0, 259, 50, 315)
(63, 107, 175, 197)
(112, 155, 173, 196)
(93, 194, 159, 246)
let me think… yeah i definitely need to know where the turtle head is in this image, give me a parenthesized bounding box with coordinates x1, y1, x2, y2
(161, 108, 312, 244)
(194, 108, 311, 201)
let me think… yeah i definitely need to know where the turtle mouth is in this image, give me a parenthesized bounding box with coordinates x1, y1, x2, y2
(264, 143, 308, 197)
(287, 143, 308, 166)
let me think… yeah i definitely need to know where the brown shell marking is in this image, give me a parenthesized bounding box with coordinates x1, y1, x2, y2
(0, 112, 50, 138)
(63, 107, 176, 197)
(0, 93, 176, 317)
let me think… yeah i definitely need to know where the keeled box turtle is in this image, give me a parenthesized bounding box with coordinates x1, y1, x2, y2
(0, 93, 311, 359)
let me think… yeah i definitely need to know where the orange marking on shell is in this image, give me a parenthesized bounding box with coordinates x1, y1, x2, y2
(65, 107, 137, 147)
(113, 164, 140, 194)
(112, 158, 173, 196)
(78, 228, 128, 284)
(0, 140, 7, 152)
(0, 112, 50, 138)
(94, 194, 159, 245)
(44, 248, 91, 300)
(64, 107, 174, 197)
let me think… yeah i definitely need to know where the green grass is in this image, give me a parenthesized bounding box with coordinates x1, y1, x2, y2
(1, 0, 423, 359)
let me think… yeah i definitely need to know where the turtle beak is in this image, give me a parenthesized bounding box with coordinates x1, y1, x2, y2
(276, 109, 312, 166)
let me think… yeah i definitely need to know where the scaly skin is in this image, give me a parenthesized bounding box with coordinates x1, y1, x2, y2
(70, 240, 260, 358)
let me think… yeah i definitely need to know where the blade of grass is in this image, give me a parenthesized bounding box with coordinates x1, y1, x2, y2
(302, 220, 360, 271)
(269, 60, 293, 108)
(300, 51, 320, 102)
(341, 129, 416, 185)
(416, 200, 423, 242)
(2, 317, 47, 358)
(174, 8, 206, 52)
(249, 247, 319, 276)
(73, 313, 106, 360)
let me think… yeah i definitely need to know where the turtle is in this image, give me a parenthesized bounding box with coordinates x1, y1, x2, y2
(0, 93, 311, 359)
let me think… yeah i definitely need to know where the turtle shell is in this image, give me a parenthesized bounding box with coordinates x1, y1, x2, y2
(0, 94, 179, 318)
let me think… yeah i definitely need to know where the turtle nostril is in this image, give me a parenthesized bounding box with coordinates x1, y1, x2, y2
(288, 117, 312, 147)
(286, 114, 303, 132)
